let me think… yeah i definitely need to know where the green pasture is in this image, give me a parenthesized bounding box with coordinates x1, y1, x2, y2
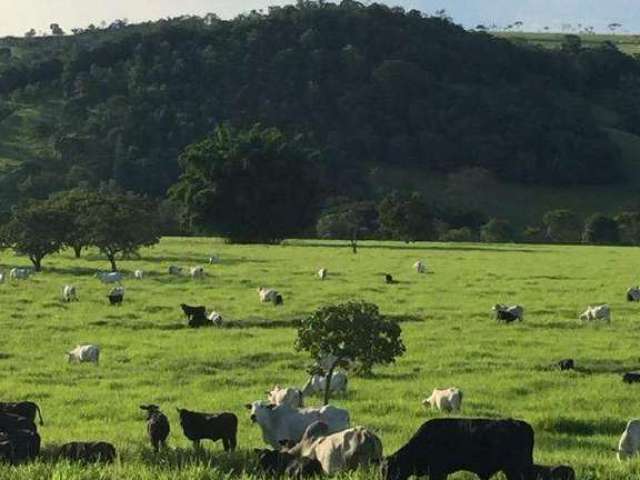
(1, 238, 640, 479)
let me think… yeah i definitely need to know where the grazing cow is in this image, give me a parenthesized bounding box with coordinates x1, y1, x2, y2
(628, 287, 640, 302)
(529, 464, 576, 480)
(413, 261, 426, 274)
(618, 419, 640, 461)
(558, 359, 574, 371)
(246, 401, 350, 449)
(140, 405, 170, 452)
(385, 274, 394, 284)
(0, 272, 4, 284)
(208, 255, 220, 264)
(285, 421, 383, 475)
(168, 265, 183, 275)
(381, 418, 534, 480)
(267, 386, 304, 409)
(318, 268, 327, 280)
(207, 311, 224, 326)
(0, 413, 36, 434)
(274, 294, 284, 306)
(255, 448, 324, 479)
(180, 304, 208, 328)
(58, 442, 116, 463)
(67, 344, 100, 364)
(258, 287, 280, 303)
(0, 430, 40, 465)
(302, 372, 348, 397)
(493, 304, 524, 323)
(422, 388, 463, 413)
(62, 285, 78, 302)
(107, 286, 125, 305)
(176, 408, 237, 451)
(0, 402, 44, 425)
(623, 372, 640, 384)
(95, 271, 122, 284)
(9, 268, 31, 280)
(579, 305, 610, 322)
(134, 270, 144, 280)
(190, 266, 205, 279)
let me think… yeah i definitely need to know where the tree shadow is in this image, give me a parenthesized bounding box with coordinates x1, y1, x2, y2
(536, 416, 623, 436)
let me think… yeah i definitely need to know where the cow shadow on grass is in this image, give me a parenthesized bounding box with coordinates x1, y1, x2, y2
(138, 447, 254, 473)
(294, 242, 545, 254)
(536, 416, 623, 437)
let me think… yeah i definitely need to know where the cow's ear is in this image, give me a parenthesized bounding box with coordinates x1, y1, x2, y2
(244, 403, 252, 410)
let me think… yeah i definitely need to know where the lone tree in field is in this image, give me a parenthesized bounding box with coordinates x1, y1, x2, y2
(316, 200, 378, 253)
(378, 191, 434, 242)
(49, 188, 101, 258)
(295, 301, 405, 405)
(0, 199, 69, 271)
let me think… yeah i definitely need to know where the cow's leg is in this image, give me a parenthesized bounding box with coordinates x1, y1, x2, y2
(192, 440, 200, 450)
(228, 434, 237, 451)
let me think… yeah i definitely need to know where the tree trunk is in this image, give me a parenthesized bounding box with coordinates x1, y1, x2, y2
(30, 255, 42, 272)
(108, 254, 118, 272)
(323, 359, 339, 406)
(73, 245, 82, 258)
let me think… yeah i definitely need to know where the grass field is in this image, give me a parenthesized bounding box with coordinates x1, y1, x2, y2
(2, 237, 640, 478)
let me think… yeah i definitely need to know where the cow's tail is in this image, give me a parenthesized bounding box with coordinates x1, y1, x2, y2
(36, 405, 44, 425)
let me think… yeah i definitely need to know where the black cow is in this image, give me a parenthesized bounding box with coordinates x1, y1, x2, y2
(140, 404, 170, 452)
(0, 413, 36, 434)
(180, 304, 209, 327)
(255, 448, 323, 479)
(385, 274, 394, 284)
(58, 442, 117, 463)
(529, 464, 576, 480)
(0, 430, 40, 465)
(177, 408, 237, 451)
(274, 294, 284, 306)
(381, 418, 534, 480)
(0, 402, 44, 425)
(623, 372, 640, 384)
(108, 293, 124, 305)
(558, 359, 574, 371)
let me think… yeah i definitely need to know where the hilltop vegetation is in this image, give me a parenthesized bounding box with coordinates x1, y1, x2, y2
(2, 1, 640, 228)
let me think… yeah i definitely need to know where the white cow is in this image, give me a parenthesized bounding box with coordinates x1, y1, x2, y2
(267, 386, 304, 408)
(62, 285, 78, 302)
(134, 270, 144, 280)
(168, 265, 183, 275)
(618, 419, 640, 461)
(628, 287, 640, 302)
(246, 401, 350, 449)
(95, 271, 123, 284)
(0, 272, 4, 284)
(67, 344, 100, 364)
(9, 268, 31, 280)
(422, 387, 463, 413)
(190, 266, 205, 279)
(302, 372, 348, 397)
(318, 268, 327, 280)
(413, 260, 427, 273)
(207, 311, 224, 326)
(580, 305, 610, 322)
(208, 255, 220, 264)
(258, 287, 279, 303)
(286, 421, 383, 475)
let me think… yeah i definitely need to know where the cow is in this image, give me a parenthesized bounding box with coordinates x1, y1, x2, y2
(302, 372, 348, 397)
(558, 359, 574, 371)
(0, 430, 40, 465)
(207, 311, 224, 326)
(579, 305, 610, 322)
(618, 419, 640, 461)
(58, 442, 116, 463)
(208, 255, 220, 264)
(140, 405, 170, 452)
(381, 418, 534, 480)
(95, 271, 122, 284)
(422, 388, 463, 413)
(628, 287, 640, 302)
(67, 344, 100, 364)
(255, 448, 324, 479)
(267, 386, 304, 409)
(623, 372, 640, 384)
(285, 421, 383, 475)
(0, 402, 44, 426)
(414, 261, 426, 274)
(245, 401, 350, 450)
(190, 266, 205, 279)
(0, 272, 4, 284)
(0, 413, 36, 434)
(176, 408, 237, 451)
(9, 268, 31, 280)
(258, 287, 280, 303)
(318, 268, 327, 280)
(107, 286, 125, 305)
(134, 270, 144, 280)
(529, 464, 576, 480)
(62, 285, 78, 302)
(181, 304, 208, 328)
(385, 274, 394, 284)
(168, 265, 183, 275)
(493, 304, 524, 323)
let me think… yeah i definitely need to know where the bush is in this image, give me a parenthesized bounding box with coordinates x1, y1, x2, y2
(543, 209, 582, 243)
(582, 213, 619, 244)
(615, 211, 640, 245)
(522, 226, 545, 243)
(440, 227, 476, 242)
(480, 218, 515, 243)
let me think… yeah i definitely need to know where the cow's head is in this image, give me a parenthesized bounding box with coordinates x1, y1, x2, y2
(381, 455, 412, 480)
(245, 401, 275, 424)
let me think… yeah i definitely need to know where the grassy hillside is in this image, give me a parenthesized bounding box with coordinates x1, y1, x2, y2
(1, 238, 640, 478)
(497, 31, 640, 55)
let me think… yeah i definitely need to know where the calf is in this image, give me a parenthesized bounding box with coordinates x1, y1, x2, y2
(529, 464, 576, 480)
(381, 418, 534, 480)
(0, 402, 44, 425)
(422, 388, 463, 413)
(0, 430, 40, 465)
(558, 359, 574, 371)
(176, 408, 237, 451)
(140, 405, 170, 452)
(493, 304, 524, 323)
(180, 304, 208, 328)
(107, 286, 125, 305)
(58, 442, 116, 463)
(62, 285, 78, 302)
(623, 372, 640, 384)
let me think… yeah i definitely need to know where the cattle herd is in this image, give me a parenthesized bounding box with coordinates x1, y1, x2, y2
(2, 255, 640, 479)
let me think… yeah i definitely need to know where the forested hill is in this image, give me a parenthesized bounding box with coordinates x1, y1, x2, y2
(1, 1, 640, 212)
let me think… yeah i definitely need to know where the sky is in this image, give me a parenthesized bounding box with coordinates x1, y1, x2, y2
(0, 0, 638, 37)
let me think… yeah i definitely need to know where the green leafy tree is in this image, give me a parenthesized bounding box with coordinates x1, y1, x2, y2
(480, 218, 515, 243)
(171, 124, 320, 244)
(0, 199, 69, 271)
(615, 211, 640, 245)
(543, 209, 582, 243)
(378, 191, 434, 242)
(316, 200, 378, 253)
(295, 301, 405, 405)
(48, 189, 101, 258)
(582, 213, 619, 244)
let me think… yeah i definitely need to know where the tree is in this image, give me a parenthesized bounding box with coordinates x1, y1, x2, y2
(0, 199, 69, 271)
(316, 201, 378, 253)
(48, 189, 101, 258)
(171, 125, 319, 244)
(615, 211, 640, 245)
(543, 210, 582, 243)
(295, 301, 405, 405)
(561, 34, 582, 54)
(378, 191, 434, 242)
(480, 218, 515, 243)
(79, 191, 161, 271)
(49, 23, 65, 36)
(582, 213, 619, 244)
(24, 29, 36, 38)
